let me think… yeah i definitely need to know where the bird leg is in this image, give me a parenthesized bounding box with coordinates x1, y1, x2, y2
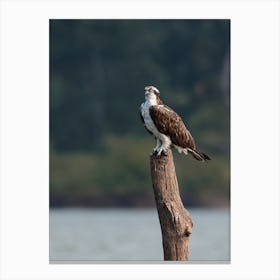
(154, 136, 171, 156)
(152, 138, 161, 154)
(156, 146, 167, 156)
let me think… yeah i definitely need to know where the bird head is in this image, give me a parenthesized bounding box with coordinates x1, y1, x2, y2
(144, 86, 160, 103)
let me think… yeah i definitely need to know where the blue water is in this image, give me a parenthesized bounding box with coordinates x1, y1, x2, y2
(49, 208, 230, 262)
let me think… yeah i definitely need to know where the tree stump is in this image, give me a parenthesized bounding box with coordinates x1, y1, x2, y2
(150, 149, 193, 261)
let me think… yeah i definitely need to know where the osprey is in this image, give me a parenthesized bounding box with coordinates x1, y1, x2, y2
(140, 86, 210, 161)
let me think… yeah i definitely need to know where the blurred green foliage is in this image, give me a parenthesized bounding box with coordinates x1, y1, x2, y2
(50, 135, 229, 207)
(50, 20, 230, 207)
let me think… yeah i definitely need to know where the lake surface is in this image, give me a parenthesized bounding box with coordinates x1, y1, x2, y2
(49, 208, 230, 262)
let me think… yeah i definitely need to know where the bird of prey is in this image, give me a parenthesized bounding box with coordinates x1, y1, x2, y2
(140, 85, 210, 161)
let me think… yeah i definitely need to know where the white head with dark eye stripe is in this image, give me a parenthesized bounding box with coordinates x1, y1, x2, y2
(144, 86, 160, 104)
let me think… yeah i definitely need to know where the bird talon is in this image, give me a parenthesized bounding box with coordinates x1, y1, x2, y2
(156, 149, 168, 157)
(151, 150, 158, 156)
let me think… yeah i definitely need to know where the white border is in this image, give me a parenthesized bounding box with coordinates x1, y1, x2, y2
(1, 0, 279, 279)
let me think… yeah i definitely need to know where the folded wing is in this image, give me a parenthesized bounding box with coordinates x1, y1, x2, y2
(149, 105, 196, 150)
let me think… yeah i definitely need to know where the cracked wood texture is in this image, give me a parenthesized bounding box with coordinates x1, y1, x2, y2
(150, 149, 193, 261)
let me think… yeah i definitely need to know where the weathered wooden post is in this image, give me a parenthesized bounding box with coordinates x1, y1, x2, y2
(150, 149, 193, 261)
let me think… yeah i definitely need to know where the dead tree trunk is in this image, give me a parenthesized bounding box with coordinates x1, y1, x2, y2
(150, 149, 193, 261)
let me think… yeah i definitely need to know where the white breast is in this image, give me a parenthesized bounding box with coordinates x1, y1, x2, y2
(141, 101, 164, 139)
(141, 99, 172, 155)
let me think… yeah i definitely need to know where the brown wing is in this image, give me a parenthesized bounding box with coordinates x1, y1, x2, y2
(149, 105, 196, 149)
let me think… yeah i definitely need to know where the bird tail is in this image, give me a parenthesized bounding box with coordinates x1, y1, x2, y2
(189, 149, 211, 162)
